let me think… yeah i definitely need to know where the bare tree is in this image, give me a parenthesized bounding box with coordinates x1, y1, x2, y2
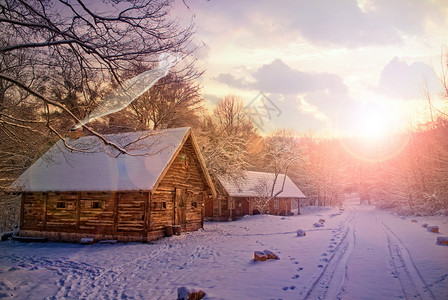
(261, 130, 301, 185)
(198, 96, 259, 186)
(251, 177, 272, 214)
(245, 130, 303, 213)
(0, 0, 197, 152)
(213, 95, 258, 140)
(127, 72, 203, 130)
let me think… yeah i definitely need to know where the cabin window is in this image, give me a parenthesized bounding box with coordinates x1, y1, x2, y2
(274, 198, 279, 209)
(152, 201, 166, 210)
(56, 201, 66, 209)
(91, 201, 102, 209)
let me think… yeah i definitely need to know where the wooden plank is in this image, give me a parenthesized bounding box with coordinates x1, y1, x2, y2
(76, 192, 80, 230)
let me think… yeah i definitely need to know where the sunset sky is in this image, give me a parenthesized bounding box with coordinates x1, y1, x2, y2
(172, 0, 448, 136)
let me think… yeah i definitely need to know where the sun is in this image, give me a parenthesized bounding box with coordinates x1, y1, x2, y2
(353, 101, 395, 139)
(340, 100, 411, 162)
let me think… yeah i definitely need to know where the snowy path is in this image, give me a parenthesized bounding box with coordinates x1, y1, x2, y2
(304, 204, 444, 300)
(1, 201, 447, 299)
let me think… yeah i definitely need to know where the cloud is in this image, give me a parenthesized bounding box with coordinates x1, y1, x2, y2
(288, 0, 400, 47)
(248, 94, 332, 133)
(215, 73, 253, 90)
(216, 59, 348, 95)
(203, 93, 221, 105)
(297, 97, 331, 124)
(177, 0, 448, 48)
(377, 57, 441, 100)
(252, 59, 347, 94)
(215, 59, 352, 132)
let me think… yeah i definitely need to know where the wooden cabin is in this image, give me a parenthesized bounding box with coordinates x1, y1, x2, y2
(205, 171, 306, 221)
(9, 127, 216, 242)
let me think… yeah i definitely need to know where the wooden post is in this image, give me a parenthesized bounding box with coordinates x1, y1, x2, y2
(43, 193, 48, 231)
(113, 193, 119, 234)
(20, 193, 25, 229)
(144, 191, 149, 233)
(76, 192, 80, 230)
(228, 197, 233, 221)
(201, 193, 205, 229)
(148, 191, 152, 231)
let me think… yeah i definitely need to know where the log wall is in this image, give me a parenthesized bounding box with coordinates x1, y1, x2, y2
(79, 192, 115, 234)
(21, 191, 145, 238)
(266, 197, 293, 216)
(21, 193, 45, 231)
(151, 137, 207, 232)
(209, 180, 230, 220)
(217, 196, 296, 220)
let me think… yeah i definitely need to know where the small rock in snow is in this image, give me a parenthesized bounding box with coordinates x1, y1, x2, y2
(422, 223, 429, 228)
(80, 237, 94, 245)
(254, 251, 268, 261)
(263, 250, 280, 260)
(427, 226, 439, 233)
(319, 219, 325, 223)
(297, 229, 306, 237)
(436, 236, 448, 246)
(177, 287, 206, 300)
(411, 219, 418, 223)
(313, 223, 324, 228)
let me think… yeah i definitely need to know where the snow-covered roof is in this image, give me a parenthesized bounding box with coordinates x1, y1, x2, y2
(219, 171, 306, 198)
(10, 127, 213, 193)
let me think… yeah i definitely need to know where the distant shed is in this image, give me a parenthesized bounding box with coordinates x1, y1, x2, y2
(205, 171, 306, 220)
(9, 127, 216, 242)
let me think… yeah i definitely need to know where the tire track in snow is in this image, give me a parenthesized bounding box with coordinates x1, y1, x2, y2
(377, 215, 437, 300)
(303, 207, 356, 300)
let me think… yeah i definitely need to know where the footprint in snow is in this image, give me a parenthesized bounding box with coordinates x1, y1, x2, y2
(57, 279, 65, 287)
(292, 274, 300, 279)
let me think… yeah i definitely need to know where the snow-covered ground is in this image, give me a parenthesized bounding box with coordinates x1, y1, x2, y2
(1, 198, 447, 300)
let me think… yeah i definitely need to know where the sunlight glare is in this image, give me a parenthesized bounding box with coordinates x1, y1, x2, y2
(354, 101, 394, 139)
